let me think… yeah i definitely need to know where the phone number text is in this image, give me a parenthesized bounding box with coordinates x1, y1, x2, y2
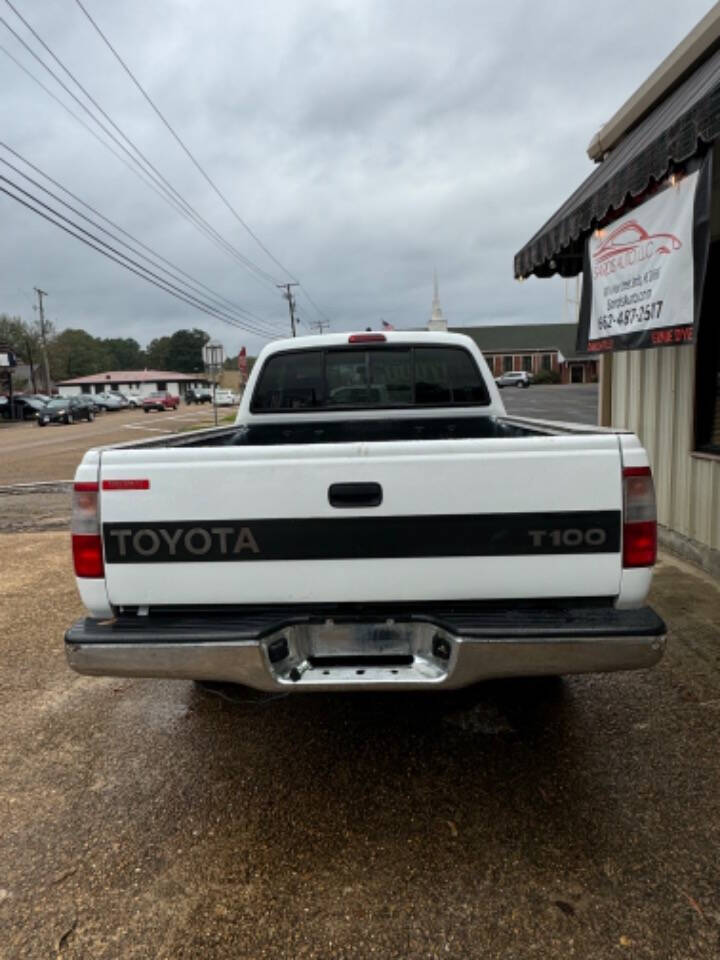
(596, 300, 663, 332)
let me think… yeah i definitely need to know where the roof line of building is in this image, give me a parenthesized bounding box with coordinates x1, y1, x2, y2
(587, 3, 720, 160)
(57, 369, 208, 385)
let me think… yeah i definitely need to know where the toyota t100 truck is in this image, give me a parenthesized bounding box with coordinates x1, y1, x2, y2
(65, 332, 665, 691)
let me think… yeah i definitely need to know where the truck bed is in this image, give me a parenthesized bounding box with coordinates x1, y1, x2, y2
(113, 414, 599, 451)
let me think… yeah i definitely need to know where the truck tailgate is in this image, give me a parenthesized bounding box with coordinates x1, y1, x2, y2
(98, 434, 624, 607)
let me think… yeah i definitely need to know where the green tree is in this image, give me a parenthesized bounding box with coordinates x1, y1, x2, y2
(0, 314, 43, 391)
(145, 335, 171, 369)
(48, 328, 112, 381)
(164, 328, 209, 373)
(101, 337, 145, 370)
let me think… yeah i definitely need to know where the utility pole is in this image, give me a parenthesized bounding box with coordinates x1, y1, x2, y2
(310, 319, 330, 335)
(34, 287, 51, 394)
(277, 282, 299, 337)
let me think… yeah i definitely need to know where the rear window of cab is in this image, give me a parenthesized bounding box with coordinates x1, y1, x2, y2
(251, 345, 490, 412)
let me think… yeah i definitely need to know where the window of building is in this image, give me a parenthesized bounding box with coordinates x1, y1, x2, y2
(521, 355, 533, 372)
(81, 385, 90, 394)
(695, 240, 720, 454)
(541, 354, 552, 371)
(503, 355, 513, 372)
(156, 381, 167, 391)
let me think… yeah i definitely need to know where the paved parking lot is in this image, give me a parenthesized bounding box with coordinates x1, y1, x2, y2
(501, 383, 598, 424)
(2, 380, 720, 959)
(0, 406, 220, 485)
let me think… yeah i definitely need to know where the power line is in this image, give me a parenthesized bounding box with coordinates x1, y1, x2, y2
(300, 288, 332, 327)
(1, 1, 283, 293)
(0, 177, 276, 340)
(71, 0, 332, 329)
(0, 142, 286, 335)
(0, 43, 282, 333)
(0, 43, 187, 216)
(73, 0, 295, 283)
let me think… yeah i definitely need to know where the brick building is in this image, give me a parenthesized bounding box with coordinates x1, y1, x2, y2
(449, 324, 598, 383)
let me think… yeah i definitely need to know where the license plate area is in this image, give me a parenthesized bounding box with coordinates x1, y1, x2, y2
(308, 654, 414, 668)
(262, 620, 456, 687)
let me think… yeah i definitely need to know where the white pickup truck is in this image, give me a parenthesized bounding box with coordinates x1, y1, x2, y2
(65, 331, 665, 691)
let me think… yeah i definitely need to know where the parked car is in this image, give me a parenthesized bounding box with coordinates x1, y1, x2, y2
(118, 392, 143, 408)
(142, 391, 180, 412)
(74, 395, 101, 415)
(93, 392, 125, 411)
(1, 395, 47, 420)
(213, 389, 238, 406)
(65, 331, 665, 695)
(37, 395, 95, 426)
(186, 387, 212, 404)
(495, 371, 531, 388)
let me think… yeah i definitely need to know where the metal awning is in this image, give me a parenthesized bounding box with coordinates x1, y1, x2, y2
(514, 47, 720, 279)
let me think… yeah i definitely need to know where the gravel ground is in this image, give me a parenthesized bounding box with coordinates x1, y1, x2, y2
(3, 382, 720, 958)
(0, 488, 71, 532)
(1, 534, 719, 959)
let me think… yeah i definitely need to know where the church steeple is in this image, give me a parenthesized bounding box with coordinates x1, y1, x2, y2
(428, 269, 448, 331)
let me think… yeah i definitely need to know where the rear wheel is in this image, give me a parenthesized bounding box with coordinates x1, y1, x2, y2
(144, 408, 149, 414)
(88, 409, 95, 421)
(37, 419, 46, 427)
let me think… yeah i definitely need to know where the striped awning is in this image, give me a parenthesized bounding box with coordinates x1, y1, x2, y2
(514, 47, 720, 279)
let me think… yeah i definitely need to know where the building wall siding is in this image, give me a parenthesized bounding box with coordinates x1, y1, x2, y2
(611, 346, 720, 564)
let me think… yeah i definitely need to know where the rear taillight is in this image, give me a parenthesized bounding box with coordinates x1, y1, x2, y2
(623, 466, 657, 568)
(71, 481, 104, 578)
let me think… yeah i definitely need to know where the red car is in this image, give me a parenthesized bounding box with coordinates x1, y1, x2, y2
(142, 391, 180, 413)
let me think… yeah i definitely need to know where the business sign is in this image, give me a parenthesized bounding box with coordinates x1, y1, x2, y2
(0, 349, 17, 367)
(577, 152, 711, 353)
(202, 340, 224, 371)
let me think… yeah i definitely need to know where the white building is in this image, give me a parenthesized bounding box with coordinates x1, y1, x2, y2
(57, 369, 209, 399)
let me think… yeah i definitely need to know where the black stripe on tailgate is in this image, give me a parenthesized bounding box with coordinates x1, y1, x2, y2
(103, 511, 621, 563)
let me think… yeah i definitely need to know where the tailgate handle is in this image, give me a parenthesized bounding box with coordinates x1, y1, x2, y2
(328, 482, 383, 508)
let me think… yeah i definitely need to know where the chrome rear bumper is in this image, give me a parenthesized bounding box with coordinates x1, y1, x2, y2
(65, 605, 666, 692)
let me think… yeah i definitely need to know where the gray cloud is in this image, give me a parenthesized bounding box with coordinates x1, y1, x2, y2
(0, 0, 712, 356)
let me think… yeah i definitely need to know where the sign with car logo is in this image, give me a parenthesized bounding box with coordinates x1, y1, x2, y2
(577, 152, 711, 354)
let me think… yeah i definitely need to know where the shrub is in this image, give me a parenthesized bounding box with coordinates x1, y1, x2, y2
(533, 369, 561, 385)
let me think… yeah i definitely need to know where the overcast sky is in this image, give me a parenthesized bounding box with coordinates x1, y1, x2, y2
(0, 0, 714, 356)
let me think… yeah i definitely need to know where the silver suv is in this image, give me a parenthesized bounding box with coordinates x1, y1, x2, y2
(495, 370, 531, 389)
